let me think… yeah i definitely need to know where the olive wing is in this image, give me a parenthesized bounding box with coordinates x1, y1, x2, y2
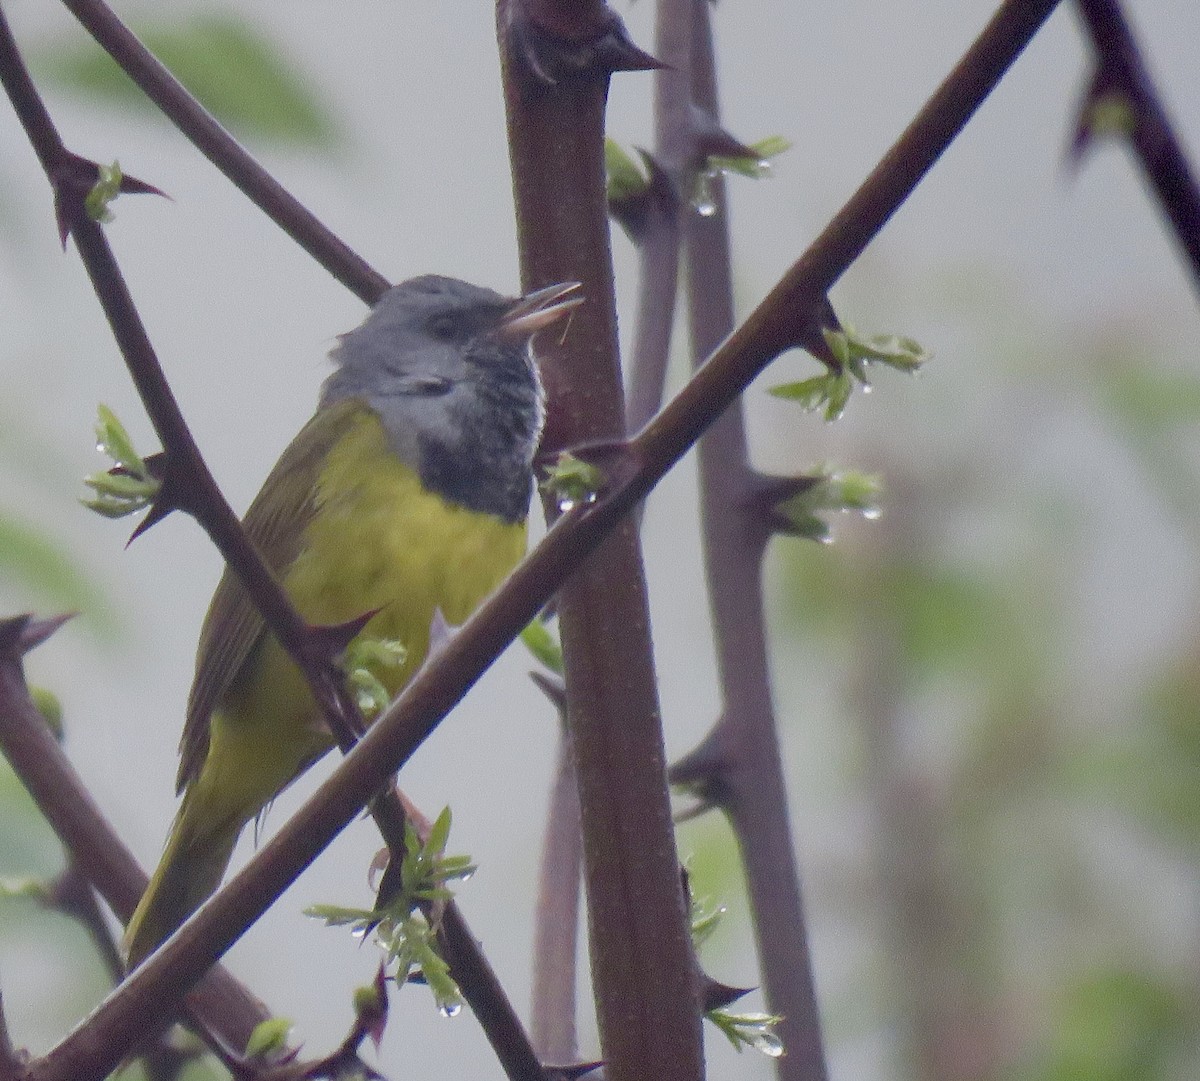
(177, 399, 364, 792)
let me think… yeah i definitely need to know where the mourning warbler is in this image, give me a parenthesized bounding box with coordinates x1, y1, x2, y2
(124, 274, 580, 968)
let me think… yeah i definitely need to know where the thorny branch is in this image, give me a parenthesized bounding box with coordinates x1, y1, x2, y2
(1072, 0, 1200, 299)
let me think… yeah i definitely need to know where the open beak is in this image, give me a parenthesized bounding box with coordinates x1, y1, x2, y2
(496, 281, 583, 341)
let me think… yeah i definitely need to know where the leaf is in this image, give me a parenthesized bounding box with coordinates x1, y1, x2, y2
(768, 373, 836, 412)
(604, 139, 649, 202)
(708, 135, 791, 179)
(244, 1017, 293, 1060)
(33, 15, 340, 147)
(520, 618, 564, 674)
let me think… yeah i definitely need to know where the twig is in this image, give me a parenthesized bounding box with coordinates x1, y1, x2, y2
(498, 3, 706, 1080)
(1072, 0, 1200, 298)
(59, 0, 390, 304)
(673, 0, 829, 1076)
(0, 615, 269, 1062)
(528, 677, 581, 1065)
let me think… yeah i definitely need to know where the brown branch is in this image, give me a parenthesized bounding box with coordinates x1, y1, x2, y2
(0, 615, 269, 1062)
(1072, 0, 1200, 299)
(17, 0, 1064, 1073)
(528, 677, 582, 1065)
(58, 0, 390, 304)
(677, 0, 828, 1076)
(498, 4, 705, 1081)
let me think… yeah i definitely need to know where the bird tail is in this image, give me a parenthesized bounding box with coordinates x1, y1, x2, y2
(123, 794, 243, 971)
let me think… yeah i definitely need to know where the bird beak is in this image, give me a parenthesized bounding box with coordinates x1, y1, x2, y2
(496, 281, 583, 341)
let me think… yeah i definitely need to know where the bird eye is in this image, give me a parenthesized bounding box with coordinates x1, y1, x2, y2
(399, 374, 453, 396)
(427, 314, 459, 341)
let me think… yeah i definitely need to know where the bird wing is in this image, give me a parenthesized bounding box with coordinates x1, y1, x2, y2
(177, 398, 365, 792)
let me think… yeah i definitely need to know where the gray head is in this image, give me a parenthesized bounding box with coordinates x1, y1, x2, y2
(322, 274, 579, 523)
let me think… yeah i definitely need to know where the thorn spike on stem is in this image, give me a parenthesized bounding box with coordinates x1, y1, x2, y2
(508, 3, 663, 87)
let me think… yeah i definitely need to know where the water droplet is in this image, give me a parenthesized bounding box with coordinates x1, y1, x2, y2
(558, 498, 576, 514)
(860, 382, 873, 394)
(351, 926, 369, 942)
(691, 169, 719, 217)
(755, 159, 773, 178)
(861, 506, 882, 521)
(439, 1003, 462, 1019)
(817, 532, 834, 546)
(459, 867, 475, 882)
(754, 1033, 785, 1058)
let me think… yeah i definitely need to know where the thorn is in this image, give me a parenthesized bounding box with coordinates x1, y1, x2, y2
(0, 613, 75, 657)
(1068, 67, 1135, 173)
(746, 471, 823, 532)
(125, 492, 175, 545)
(802, 296, 842, 370)
(529, 669, 567, 712)
(703, 977, 755, 1012)
(673, 798, 716, 824)
(691, 106, 759, 164)
(669, 717, 735, 808)
(426, 607, 459, 657)
(118, 173, 169, 200)
(19, 612, 76, 654)
(508, 2, 663, 88)
(309, 608, 384, 660)
(50, 153, 166, 247)
(544, 1061, 605, 1080)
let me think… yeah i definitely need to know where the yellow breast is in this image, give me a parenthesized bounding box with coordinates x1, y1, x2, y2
(205, 411, 526, 814)
(287, 410, 527, 689)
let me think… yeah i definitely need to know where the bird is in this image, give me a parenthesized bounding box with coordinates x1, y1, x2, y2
(123, 274, 580, 968)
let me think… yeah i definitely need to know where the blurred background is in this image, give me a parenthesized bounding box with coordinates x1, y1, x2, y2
(1, 1, 1198, 1078)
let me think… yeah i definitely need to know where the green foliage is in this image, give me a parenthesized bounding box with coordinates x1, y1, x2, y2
(541, 451, 603, 510)
(520, 616, 563, 675)
(604, 139, 649, 203)
(771, 325, 928, 421)
(771, 368, 854, 422)
(681, 865, 783, 1057)
(82, 405, 160, 519)
(688, 891, 726, 951)
(84, 161, 123, 224)
(307, 808, 475, 1015)
(777, 467, 882, 544)
(244, 1016, 293, 1061)
(692, 135, 791, 215)
(705, 134, 791, 180)
(28, 686, 63, 741)
(343, 635, 405, 719)
(33, 14, 338, 147)
(1081, 92, 1137, 143)
(707, 1008, 785, 1058)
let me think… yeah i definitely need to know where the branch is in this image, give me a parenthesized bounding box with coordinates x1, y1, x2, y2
(1072, 0, 1200, 298)
(57, 0, 389, 304)
(528, 676, 582, 1065)
(0, 615, 270, 1062)
(674, 0, 828, 1076)
(21, 0, 1062, 1073)
(498, 3, 704, 1081)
